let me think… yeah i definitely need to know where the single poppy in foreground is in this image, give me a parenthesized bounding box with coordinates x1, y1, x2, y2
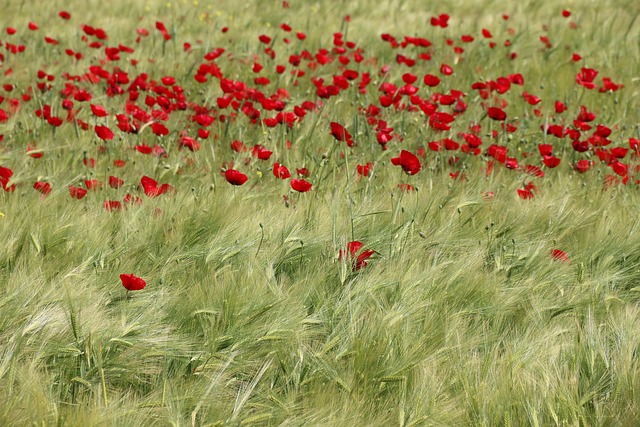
(339, 241, 375, 270)
(391, 150, 421, 175)
(329, 121, 355, 147)
(120, 273, 147, 291)
(551, 249, 569, 262)
(141, 176, 173, 197)
(290, 178, 312, 192)
(225, 169, 248, 186)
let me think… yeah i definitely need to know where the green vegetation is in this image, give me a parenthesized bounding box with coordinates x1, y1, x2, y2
(1, 0, 639, 425)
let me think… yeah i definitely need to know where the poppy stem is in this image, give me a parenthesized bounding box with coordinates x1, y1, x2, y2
(343, 148, 355, 242)
(255, 223, 264, 257)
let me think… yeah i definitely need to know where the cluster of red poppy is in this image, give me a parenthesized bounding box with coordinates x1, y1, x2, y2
(0, 6, 631, 285)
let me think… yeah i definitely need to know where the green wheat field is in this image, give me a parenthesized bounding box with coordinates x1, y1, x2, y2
(1, 0, 640, 425)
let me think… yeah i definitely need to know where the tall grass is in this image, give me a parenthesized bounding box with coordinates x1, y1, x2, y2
(1, 0, 640, 425)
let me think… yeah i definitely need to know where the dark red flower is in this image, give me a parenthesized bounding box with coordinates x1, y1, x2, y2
(391, 150, 421, 175)
(290, 179, 312, 192)
(141, 176, 173, 196)
(179, 136, 200, 152)
(339, 241, 375, 270)
(95, 125, 114, 141)
(90, 104, 108, 117)
(120, 273, 147, 291)
(0, 166, 15, 192)
(329, 122, 355, 147)
(109, 176, 124, 189)
(551, 249, 569, 262)
(576, 67, 598, 89)
(423, 74, 440, 87)
(273, 163, 291, 179)
(487, 107, 506, 121)
(68, 186, 87, 199)
(543, 155, 561, 168)
(84, 179, 102, 190)
(517, 188, 534, 200)
(524, 165, 545, 177)
(155, 21, 171, 41)
(225, 169, 248, 186)
(33, 181, 51, 196)
(555, 101, 567, 113)
(251, 144, 273, 160)
(230, 140, 247, 152)
(356, 162, 373, 177)
(150, 122, 169, 136)
(430, 14, 449, 28)
(440, 64, 453, 75)
(574, 159, 592, 173)
(27, 144, 43, 158)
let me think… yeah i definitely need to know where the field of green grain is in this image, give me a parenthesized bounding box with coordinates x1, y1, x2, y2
(1, 1, 640, 425)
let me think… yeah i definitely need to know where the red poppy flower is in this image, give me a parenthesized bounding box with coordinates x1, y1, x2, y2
(104, 200, 122, 212)
(251, 144, 273, 160)
(225, 169, 248, 186)
(356, 162, 373, 177)
(85, 179, 102, 190)
(155, 21, 171, 41)
(34, 181, 51, 196)
(290, 179, 312, 192)
(440, 64, 453, 75)
(120, 273, 147, 291)
(90, 104, 108, 117)
(95, 125, 114, 141)
(68, 186, 87, 199)
(230, 140, 247, 152)
(391, 150, 421, 175)
(179, 136, 201, 152)
(576, 67, 598, 89)
(487, 107, 506, 121)
(423, 74, 440, 87)
(329, 122, 355, 147)
(27, 144, 43, 158)
(397, 183, 416, 192)
(273, 162, 291, 179)
(339, 241, 375, 270)
(551, 249, 569, 262)
(0, 166, 15, 192)
(430, 14, 449, 28)
(141, 176, 173, 196)
(524, 165, 544, 177)
(517, 188, 534, 200)
(109, 176, 124, 189)
(543, 155, 561, 168)
(574, 159, 592, 173)
(135, 144, 153, 154)
(150, 122, 169, 136)
(554, 101, 567, 113)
